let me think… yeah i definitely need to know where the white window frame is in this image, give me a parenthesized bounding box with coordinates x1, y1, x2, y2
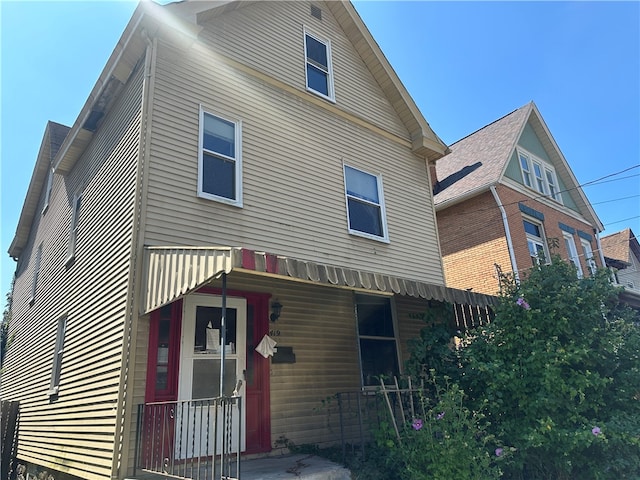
(354, 294, 400, 388)
(343, 164, 389, 243)
(66, 192, 82, 264)
(29, 243, 43, 304)
(303, 28, 335, 102)
(42, 166, 54, 214)
(563, 232, 583, 278)
(198, 107, 243, 207)
(580, 239, 597, 276)
(517, 148, 562, 203)
(49, 315, 67, 396)
(523, 218, 549, 265)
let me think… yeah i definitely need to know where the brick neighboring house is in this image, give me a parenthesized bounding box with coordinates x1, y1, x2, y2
(601, 228, 640, 309)
(433, 102, 605, 295)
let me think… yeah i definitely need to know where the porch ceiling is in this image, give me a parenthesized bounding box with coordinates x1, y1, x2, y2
(142, 246, 497, 314)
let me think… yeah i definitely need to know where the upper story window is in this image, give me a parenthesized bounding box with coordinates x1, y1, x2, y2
(563, 232, 583, 278)
(518, 149, 562, 203)
(43, 166, 54, 214)
(29, 243, 43, 304)
(66, 192, 82, 264)
(198, 108, 242, 207)
(49, 315, 67, 396)
(580, 239, 597, 276)
(355, 294, 399, 387)
(304, 29, 334, 101)
(344, 165, 389, 242)
(523, 218, 548, 265)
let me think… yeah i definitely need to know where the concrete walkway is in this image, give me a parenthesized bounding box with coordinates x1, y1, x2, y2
(240, 454, 352, 479)
(129, 454, 352, 480)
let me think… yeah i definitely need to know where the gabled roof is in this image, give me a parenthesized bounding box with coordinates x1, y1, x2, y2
(601, 228, 640, 265)
(9, 0, 447, 260)
(9, 121, 70, 258)
(433, 101, 603, 231)
(168, 0, 448, 160)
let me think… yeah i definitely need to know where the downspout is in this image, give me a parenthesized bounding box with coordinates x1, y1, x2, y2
(113, 28, 157, 480)
(490, 186, 520, 284)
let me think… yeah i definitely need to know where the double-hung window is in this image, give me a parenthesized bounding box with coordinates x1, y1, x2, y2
(355, 294, 399, 387)
(344, 165, 389, 242)
(43, 166, 54, 214)
(49, 315, 67, 396)
(29, 243, 43, 304)
(198, 109, 242, 207)
(581, 239, 597, 276)
(518, 149, 562, 203)
(304, 29, 334, 101)
(67, 192, 82, 263)
(523, 219, 548, 265)
(563, 232, 583, 278)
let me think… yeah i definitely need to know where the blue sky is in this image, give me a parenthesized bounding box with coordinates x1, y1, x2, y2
(1, 1, 639, 302)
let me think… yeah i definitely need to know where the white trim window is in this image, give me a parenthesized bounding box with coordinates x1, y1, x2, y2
(523, 218, 548, 265)
(49, 315, 67, 396)
(29, 243, 43, 304)
(518, 149, 562, 203)
(563, 232, 583, 278)
(355, 294, 399, 387)
(67, 192, 82, 263)
(198, 108, 242, 207)
(580, 239, 597, 276)
(304, 28, 335, 101)
(43, 166, 54, 214)
(344, 165, 389, 242)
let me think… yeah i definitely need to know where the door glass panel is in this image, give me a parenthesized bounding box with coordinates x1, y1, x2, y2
(192, 358, 237, 399)
(194, 306, 237, 352)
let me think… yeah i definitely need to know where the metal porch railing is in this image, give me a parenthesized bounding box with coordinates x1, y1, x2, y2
(134, 396, 242, 480)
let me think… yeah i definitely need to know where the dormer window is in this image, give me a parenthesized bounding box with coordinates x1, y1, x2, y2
(304, 29, 334, 101)
(518, 149, 562, 203)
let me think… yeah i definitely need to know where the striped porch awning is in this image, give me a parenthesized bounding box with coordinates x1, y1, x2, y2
(142, 246, 497, 314)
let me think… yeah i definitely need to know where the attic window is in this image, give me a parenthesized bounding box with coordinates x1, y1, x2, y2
(304, 29, 335, 101)
(310, 5, 322, 20)
(517, 148, 562, 203)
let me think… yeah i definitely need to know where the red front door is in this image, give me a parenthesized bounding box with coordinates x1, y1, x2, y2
(244, 295, 271, 453)
(145, 291, 271, 455)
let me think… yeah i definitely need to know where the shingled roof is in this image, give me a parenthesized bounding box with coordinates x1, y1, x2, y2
(432, 102, 603, 231)
(601, 228, 639, 264)
(433, 104, 529, 207)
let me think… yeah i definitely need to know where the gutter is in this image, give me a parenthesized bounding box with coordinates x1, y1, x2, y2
(491, 186, 520, 284)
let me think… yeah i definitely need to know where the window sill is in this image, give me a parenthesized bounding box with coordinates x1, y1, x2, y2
(348, 229, 390, 244)
(48, 387, 59, 397)
(197, 192, 243, 208)
(306, 87, 336, 104)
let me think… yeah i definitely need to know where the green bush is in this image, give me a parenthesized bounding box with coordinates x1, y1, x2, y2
(457, 257, 640, 479)
(376, 375, 502, 480)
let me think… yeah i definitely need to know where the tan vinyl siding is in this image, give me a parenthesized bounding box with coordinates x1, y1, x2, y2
(196, 1, 407, 139)
(1, 65, 144, 480)
(144, 21, 444, 285)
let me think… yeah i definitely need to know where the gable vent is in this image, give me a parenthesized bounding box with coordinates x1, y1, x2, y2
(311, 5, 322, 20)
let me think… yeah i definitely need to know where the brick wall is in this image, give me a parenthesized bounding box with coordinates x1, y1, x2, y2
(437, 185, 602, 295)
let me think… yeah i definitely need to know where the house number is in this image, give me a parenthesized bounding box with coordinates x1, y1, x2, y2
(269, 330, 281, 337)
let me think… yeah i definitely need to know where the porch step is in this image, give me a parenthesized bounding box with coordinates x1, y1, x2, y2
(127, 454, 352, 480)
(240, 454, 352, 480)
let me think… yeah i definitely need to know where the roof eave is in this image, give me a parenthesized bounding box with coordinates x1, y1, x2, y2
(434, 183, 494, 212)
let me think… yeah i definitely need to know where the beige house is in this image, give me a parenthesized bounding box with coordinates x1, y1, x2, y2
(3, 2, 494, 479)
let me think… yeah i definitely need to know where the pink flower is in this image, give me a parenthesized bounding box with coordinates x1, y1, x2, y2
(516, 297, 531, 310)
(592, 426, 601, 436)
(436, 411, 445, 420)
(495, 448, 503, 457)
(412, 418, 423, 431)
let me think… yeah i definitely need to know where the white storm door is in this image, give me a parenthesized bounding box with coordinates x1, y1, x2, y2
(177, 294, 247, 458)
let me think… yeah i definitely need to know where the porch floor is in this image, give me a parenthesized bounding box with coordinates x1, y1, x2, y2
(128, 454, 352, 480)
